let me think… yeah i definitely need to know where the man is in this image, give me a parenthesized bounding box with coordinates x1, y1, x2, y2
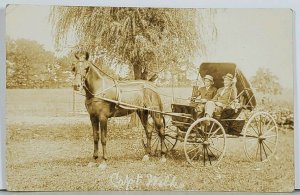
(205, 73, 237, 119)
(193, 75, 217, 118)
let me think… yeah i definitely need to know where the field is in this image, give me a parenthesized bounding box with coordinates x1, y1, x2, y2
(6, 88, 294, 192)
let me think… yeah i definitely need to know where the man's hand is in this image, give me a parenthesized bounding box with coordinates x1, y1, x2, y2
(200, 99, 207, 103)
(215, 102, 224, 107)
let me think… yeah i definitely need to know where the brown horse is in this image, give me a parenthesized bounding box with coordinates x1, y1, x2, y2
(72, 52, 167, 168)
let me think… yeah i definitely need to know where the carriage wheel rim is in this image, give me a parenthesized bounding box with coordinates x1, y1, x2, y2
(184, 117, 227, 168)
(142, 115, 179, 156)
(243, 111, 278, 162)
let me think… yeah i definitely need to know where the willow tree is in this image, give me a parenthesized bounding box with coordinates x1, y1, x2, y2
(50, 7, 216, 80)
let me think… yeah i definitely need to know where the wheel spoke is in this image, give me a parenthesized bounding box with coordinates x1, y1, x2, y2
(209, 145, 223, 155)
(163, 139, 170, 151)
(254, 117, 260, 134)
(195, 127, 205, 142)
(263, 134, 277, 138)
(206, 147, 212, 165)
(207, 146, 218, 160)
(165, 137, 174, 146)
(191, 146, 202, 161)
(259, 142, 263, 161)
(209, 127, 221, 139)
(204, 148, 211, 165)
(187, 144, 201, 154)
(264, 139, 276, 146)
(262, 141, 273, 153)
(208, 122, 215, 136)
(255, 142, 259, 160)
(262, 115, 267, 126)
(263, 126, 276, 136)
(249, 123, 259, 136)
(154, 139, 160, 153)
(263, 120, 272, 134)
(244, 132, 258, 138)
(151, 137, 159, 148)
(261, 141, 268, 159)
(259, 115, 262, 134)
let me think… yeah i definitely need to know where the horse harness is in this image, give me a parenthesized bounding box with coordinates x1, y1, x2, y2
(76, 62, 156, 111)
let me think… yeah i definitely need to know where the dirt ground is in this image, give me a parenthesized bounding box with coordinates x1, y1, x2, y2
(5, 89, 295, 192)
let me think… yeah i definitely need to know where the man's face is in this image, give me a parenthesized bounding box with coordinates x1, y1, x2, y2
(204, 79, 212, 87)
(224, 78, 232, 87)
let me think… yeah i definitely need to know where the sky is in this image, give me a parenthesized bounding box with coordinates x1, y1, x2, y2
(5, 5, 293, 88)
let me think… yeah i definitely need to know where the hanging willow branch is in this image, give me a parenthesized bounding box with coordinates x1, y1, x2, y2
(50, 7, 217, 79)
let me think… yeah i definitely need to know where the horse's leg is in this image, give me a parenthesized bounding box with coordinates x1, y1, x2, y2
(152, 112, 167, 162)
(99, 116, 108, 170)
(90, 115, 99, 160)
(137, 110, 151, 161)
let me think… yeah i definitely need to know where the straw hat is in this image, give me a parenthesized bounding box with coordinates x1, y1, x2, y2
(203, 75, 214, 84)
(222, 73, 234, 81)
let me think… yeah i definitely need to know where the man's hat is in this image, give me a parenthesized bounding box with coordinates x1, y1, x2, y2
(222, 73, 234, 81)
(203, 75, 214, 83)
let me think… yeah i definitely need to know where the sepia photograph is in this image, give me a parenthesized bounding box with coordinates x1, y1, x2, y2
(5, 5, 294, 191)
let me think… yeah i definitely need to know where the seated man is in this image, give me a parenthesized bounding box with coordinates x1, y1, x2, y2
(192, 75, 217, 118)
(205, 73, 237, 120)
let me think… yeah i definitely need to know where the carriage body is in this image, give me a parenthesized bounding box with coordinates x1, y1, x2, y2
(159, 63, 279, 167)
(170, 63, 255, 135)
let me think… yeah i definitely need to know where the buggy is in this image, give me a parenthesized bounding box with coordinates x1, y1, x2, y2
(144, 63, 279, 167)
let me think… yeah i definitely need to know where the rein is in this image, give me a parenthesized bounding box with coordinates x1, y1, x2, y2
(75, 61, 120, 103)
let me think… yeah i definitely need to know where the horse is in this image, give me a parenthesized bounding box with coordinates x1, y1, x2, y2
(72, 52, 167, 169)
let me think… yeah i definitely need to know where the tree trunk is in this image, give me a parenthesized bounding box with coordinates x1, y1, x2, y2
(130, 59, 148, 127)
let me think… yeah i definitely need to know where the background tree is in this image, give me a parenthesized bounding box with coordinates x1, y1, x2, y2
(6, 38, 58, 88)
(250, 68, 282, 95)
(50, 7, 216, 80)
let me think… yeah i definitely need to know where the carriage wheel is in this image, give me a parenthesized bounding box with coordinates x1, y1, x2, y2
(243, 112, 278, 162)
(184, 117, 226, 167)
(142, 115, 178, 156)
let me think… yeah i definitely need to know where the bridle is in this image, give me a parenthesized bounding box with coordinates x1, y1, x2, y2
(73, 61, 120, 100)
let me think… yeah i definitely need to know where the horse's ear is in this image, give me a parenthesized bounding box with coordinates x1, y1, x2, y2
(85, 52, 89, 61)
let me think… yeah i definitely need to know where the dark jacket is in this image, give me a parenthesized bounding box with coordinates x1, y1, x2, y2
(196, 86, 217, 100)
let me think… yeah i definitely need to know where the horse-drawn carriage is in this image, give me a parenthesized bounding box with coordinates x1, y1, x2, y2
(72, 52, 278, 168)
(144, 63, 279, 167)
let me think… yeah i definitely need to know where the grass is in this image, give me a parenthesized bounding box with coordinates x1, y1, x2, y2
(5, 88, 295, 191)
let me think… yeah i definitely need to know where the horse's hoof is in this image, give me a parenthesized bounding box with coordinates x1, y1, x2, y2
(93, 154, 98, 160)
(142, 154, 150, 161)
(87, 162, 97, 168)
(160, 156, 167, 163)
(98, 162, 107, 170)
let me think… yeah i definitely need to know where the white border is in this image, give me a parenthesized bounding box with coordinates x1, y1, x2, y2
(0, 0, 299, 190)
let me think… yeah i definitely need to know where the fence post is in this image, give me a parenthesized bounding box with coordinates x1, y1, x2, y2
(73, 89, 76, 113)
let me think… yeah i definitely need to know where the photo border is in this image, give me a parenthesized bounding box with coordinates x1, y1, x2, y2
(0, 0, 299, 190)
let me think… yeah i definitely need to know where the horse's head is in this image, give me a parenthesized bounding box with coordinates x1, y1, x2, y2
(72, 52, 90, 91)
